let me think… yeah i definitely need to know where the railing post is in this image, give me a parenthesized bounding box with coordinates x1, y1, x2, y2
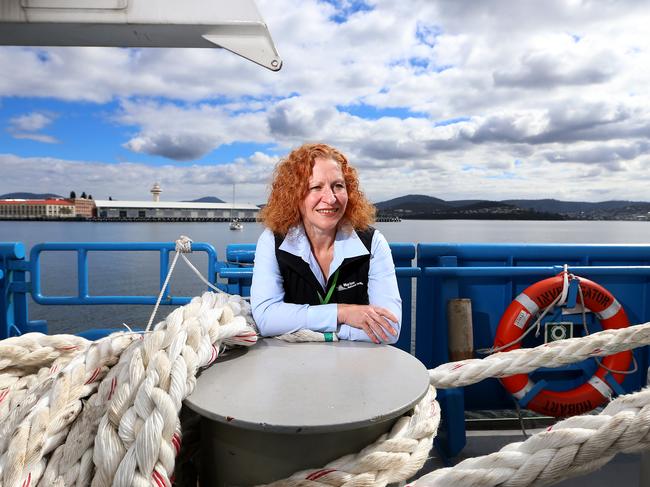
(1, 243, 24, 338)
(389, 243, 417, 354)
(78, 249, 89, 298)
(0, 243, 24, 338)
(416, 249, 466, 458)
(415, 245, 433, 367)
(1, 243, 46, 338)
(160, 249, 170, 300)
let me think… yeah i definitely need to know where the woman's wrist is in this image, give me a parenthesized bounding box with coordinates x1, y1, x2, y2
(337, 303, 350, 324)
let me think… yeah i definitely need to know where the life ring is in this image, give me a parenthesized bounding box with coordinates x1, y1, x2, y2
(494, 273, 632, 417)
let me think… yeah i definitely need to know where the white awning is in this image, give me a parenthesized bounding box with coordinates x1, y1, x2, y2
(0, 0, 282, 71)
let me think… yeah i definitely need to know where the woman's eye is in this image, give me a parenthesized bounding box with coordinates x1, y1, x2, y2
(310, 186, 321, 191)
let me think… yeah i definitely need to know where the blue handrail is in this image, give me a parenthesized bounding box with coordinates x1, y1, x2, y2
(29, 242, 218, 305)
(0, 242, 25, 259)
(423, 265, 650, 277)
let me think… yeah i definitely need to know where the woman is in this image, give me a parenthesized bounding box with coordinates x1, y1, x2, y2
(251, 143, 401, 344)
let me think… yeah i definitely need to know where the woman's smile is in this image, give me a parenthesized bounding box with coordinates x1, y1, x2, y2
(316, 208, 339, 215)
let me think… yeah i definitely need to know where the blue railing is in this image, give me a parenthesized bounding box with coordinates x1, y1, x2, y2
(0, 242, 44, 337)
(2, 240, 650, 458)
(29, 242, 217, 305)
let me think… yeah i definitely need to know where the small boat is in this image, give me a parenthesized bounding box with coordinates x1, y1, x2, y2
(229, 218, 243, 231)
(229, 184, 243, 230)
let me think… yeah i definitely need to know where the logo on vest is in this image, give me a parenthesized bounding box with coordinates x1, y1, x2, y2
(337, 281, 364, 291)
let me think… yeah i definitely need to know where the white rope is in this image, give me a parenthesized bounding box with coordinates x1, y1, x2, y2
(412, 387, 650, 487)
(0, 292, 258, 487)
(145, 236, 229, 332)
(275, 329, 340, 342)
(145, 236, 190, 332)
(179, 252, 222, 294)
(0, 332, 137, 487)
(558, 265, 570, 306)
(92, 292, 256, 487)
(429, 320, 650, 389)
(477, 292, 563, 355)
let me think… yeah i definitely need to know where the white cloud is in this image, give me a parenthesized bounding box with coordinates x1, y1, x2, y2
(114, 98, 273, 160)
(9, 112, 54, 131)
(7, 111, 58, 143)
(1, 0, 650, 202)
(10, 133, 58, 144)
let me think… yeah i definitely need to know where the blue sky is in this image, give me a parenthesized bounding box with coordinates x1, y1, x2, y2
(1, 0, 649, 204)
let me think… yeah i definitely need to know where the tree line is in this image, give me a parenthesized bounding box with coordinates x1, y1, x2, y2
(69, 191, 93, 200)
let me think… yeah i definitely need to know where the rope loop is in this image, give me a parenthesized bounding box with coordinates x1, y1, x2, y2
(558, 263, 570, 306)
(175, 235, 193, 254)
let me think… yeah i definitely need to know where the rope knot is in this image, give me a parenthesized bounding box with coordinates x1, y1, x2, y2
(175, 236, 193, 253)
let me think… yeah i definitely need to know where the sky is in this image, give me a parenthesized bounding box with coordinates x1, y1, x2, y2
(1, 0, 649, 205)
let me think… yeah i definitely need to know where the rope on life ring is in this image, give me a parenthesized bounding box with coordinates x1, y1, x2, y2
(494, 272, 632, 417)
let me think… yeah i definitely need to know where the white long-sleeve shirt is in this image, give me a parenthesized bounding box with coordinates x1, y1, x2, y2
(250, 224, 402, 343)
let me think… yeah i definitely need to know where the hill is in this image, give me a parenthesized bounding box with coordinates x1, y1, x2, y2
(374, 194, 450, 212)
(0, 192, 63, 199)
(374, 195, 650, 221)
(502, 199, 643, 214)
(184, 196, 225, 203)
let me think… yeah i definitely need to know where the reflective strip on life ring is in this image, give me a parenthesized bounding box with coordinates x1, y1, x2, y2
(494, 273, 632, 417)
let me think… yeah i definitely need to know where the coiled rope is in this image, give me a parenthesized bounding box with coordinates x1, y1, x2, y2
(0, 290, 257, 487)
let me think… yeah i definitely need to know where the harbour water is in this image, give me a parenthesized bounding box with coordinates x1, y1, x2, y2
(2, 219, 650, 334)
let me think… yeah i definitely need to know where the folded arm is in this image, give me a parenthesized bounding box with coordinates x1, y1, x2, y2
(336, 231, 402, 344)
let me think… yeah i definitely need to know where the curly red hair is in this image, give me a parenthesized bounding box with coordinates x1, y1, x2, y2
(259, 143, 376, 235)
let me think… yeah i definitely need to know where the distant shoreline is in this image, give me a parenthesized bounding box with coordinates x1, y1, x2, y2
(1, 215, 648, 223)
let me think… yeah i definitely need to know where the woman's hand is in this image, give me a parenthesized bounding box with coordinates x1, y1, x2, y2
(337, 304, 399, 344)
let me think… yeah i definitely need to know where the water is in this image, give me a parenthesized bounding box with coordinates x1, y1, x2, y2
(2, 219, 650, 333)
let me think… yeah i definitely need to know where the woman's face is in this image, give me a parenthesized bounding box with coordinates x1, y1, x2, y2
(300, 157, 348, 236)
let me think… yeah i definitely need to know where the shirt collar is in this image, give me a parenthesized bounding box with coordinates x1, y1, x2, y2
(279, 223, 370, 277)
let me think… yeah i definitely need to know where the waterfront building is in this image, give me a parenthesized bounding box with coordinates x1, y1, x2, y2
(72, 198, 96, 218)
(0, 199, 76, 219)
(93, 200, 259, 221)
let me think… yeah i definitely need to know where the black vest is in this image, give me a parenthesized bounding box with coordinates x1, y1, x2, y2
(274, 228, 375, 306)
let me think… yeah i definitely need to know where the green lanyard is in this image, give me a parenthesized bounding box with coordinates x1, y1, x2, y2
(318, 268, 340, 305)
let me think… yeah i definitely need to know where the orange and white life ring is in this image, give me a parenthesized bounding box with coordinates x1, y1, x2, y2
(494, 273, 632, 417)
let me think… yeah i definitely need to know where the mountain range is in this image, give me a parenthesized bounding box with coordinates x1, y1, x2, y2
(3, 192, 650, 220)
(0, 193, 226, 203)
(374, 195, 650, 220)
(0, 192, 63, 199)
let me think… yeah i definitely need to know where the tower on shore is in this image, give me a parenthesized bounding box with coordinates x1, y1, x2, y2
(150, 182, 162, 202)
